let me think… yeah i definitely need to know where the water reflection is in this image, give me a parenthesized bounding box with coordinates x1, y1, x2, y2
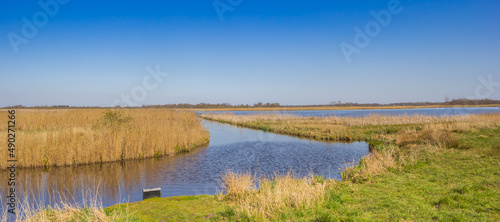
(0, 120, 369, 210)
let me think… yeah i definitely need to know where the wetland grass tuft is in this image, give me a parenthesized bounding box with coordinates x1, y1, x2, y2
(1, 188, 136, 222)
(220, 171, 330, 220)
(221, 170, 256, 200)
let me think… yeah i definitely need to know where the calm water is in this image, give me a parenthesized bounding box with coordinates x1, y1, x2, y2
(199, 107, 500, 117)
(0, 120, 368, 212)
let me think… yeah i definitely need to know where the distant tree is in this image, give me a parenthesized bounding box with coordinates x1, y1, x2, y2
(445, 94, 450, 103)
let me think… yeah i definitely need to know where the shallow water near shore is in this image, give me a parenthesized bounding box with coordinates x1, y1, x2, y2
(0, 120, 369, 213)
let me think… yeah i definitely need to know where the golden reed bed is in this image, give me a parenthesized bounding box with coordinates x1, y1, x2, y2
(202, 112, 500, 145)
(0, 109, 209, 168)
(202, 112, 500, 128)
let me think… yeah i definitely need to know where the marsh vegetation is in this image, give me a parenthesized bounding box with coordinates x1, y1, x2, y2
(0, 109, 209, 168)
(194, 112, 500, 221)
(3, 110, 499, 221)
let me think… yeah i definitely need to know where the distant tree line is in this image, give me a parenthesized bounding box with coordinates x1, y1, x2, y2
(5, 105, 70, 108)
(327, 99, 500, 107)
(141, 102, 281, 109)
(443, 98, 500, 105)
(3, 99, 499, 109)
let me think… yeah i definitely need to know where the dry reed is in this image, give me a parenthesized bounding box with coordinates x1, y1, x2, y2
(0, 109, 209, 168)
(221, 171, 328, 219)
(0, 187, 132, 222)
(202, 113, 500, 143)
(342, 148, 396, 182)
(221, 170, 256, 200)
(202, 112, 500, 127)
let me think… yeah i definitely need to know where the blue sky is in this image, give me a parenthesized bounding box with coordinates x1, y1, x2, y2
(1, 0, 499, 107)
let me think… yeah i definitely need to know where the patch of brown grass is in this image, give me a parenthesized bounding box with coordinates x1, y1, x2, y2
(202, 112, 500, 128)
(1, 188, 132, 222)
(342, 143, 441, 183)
(342, 148, 396, 182)
(0, 109, 209, 168)
(397, 129, 458, 148)
(221, 170, 256, 200)
(220, 171, 329, 219)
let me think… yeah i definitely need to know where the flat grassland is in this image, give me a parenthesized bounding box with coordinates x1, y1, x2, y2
(0, 109, 209, 168)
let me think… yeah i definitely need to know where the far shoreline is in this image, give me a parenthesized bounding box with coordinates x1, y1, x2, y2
(191, 104, 500, 112)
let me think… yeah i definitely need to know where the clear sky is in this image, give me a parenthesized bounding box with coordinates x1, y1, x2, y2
(1, 0, 499, 107)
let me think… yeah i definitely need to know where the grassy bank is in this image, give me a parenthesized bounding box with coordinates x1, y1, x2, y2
(0, 109, 209, 168)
